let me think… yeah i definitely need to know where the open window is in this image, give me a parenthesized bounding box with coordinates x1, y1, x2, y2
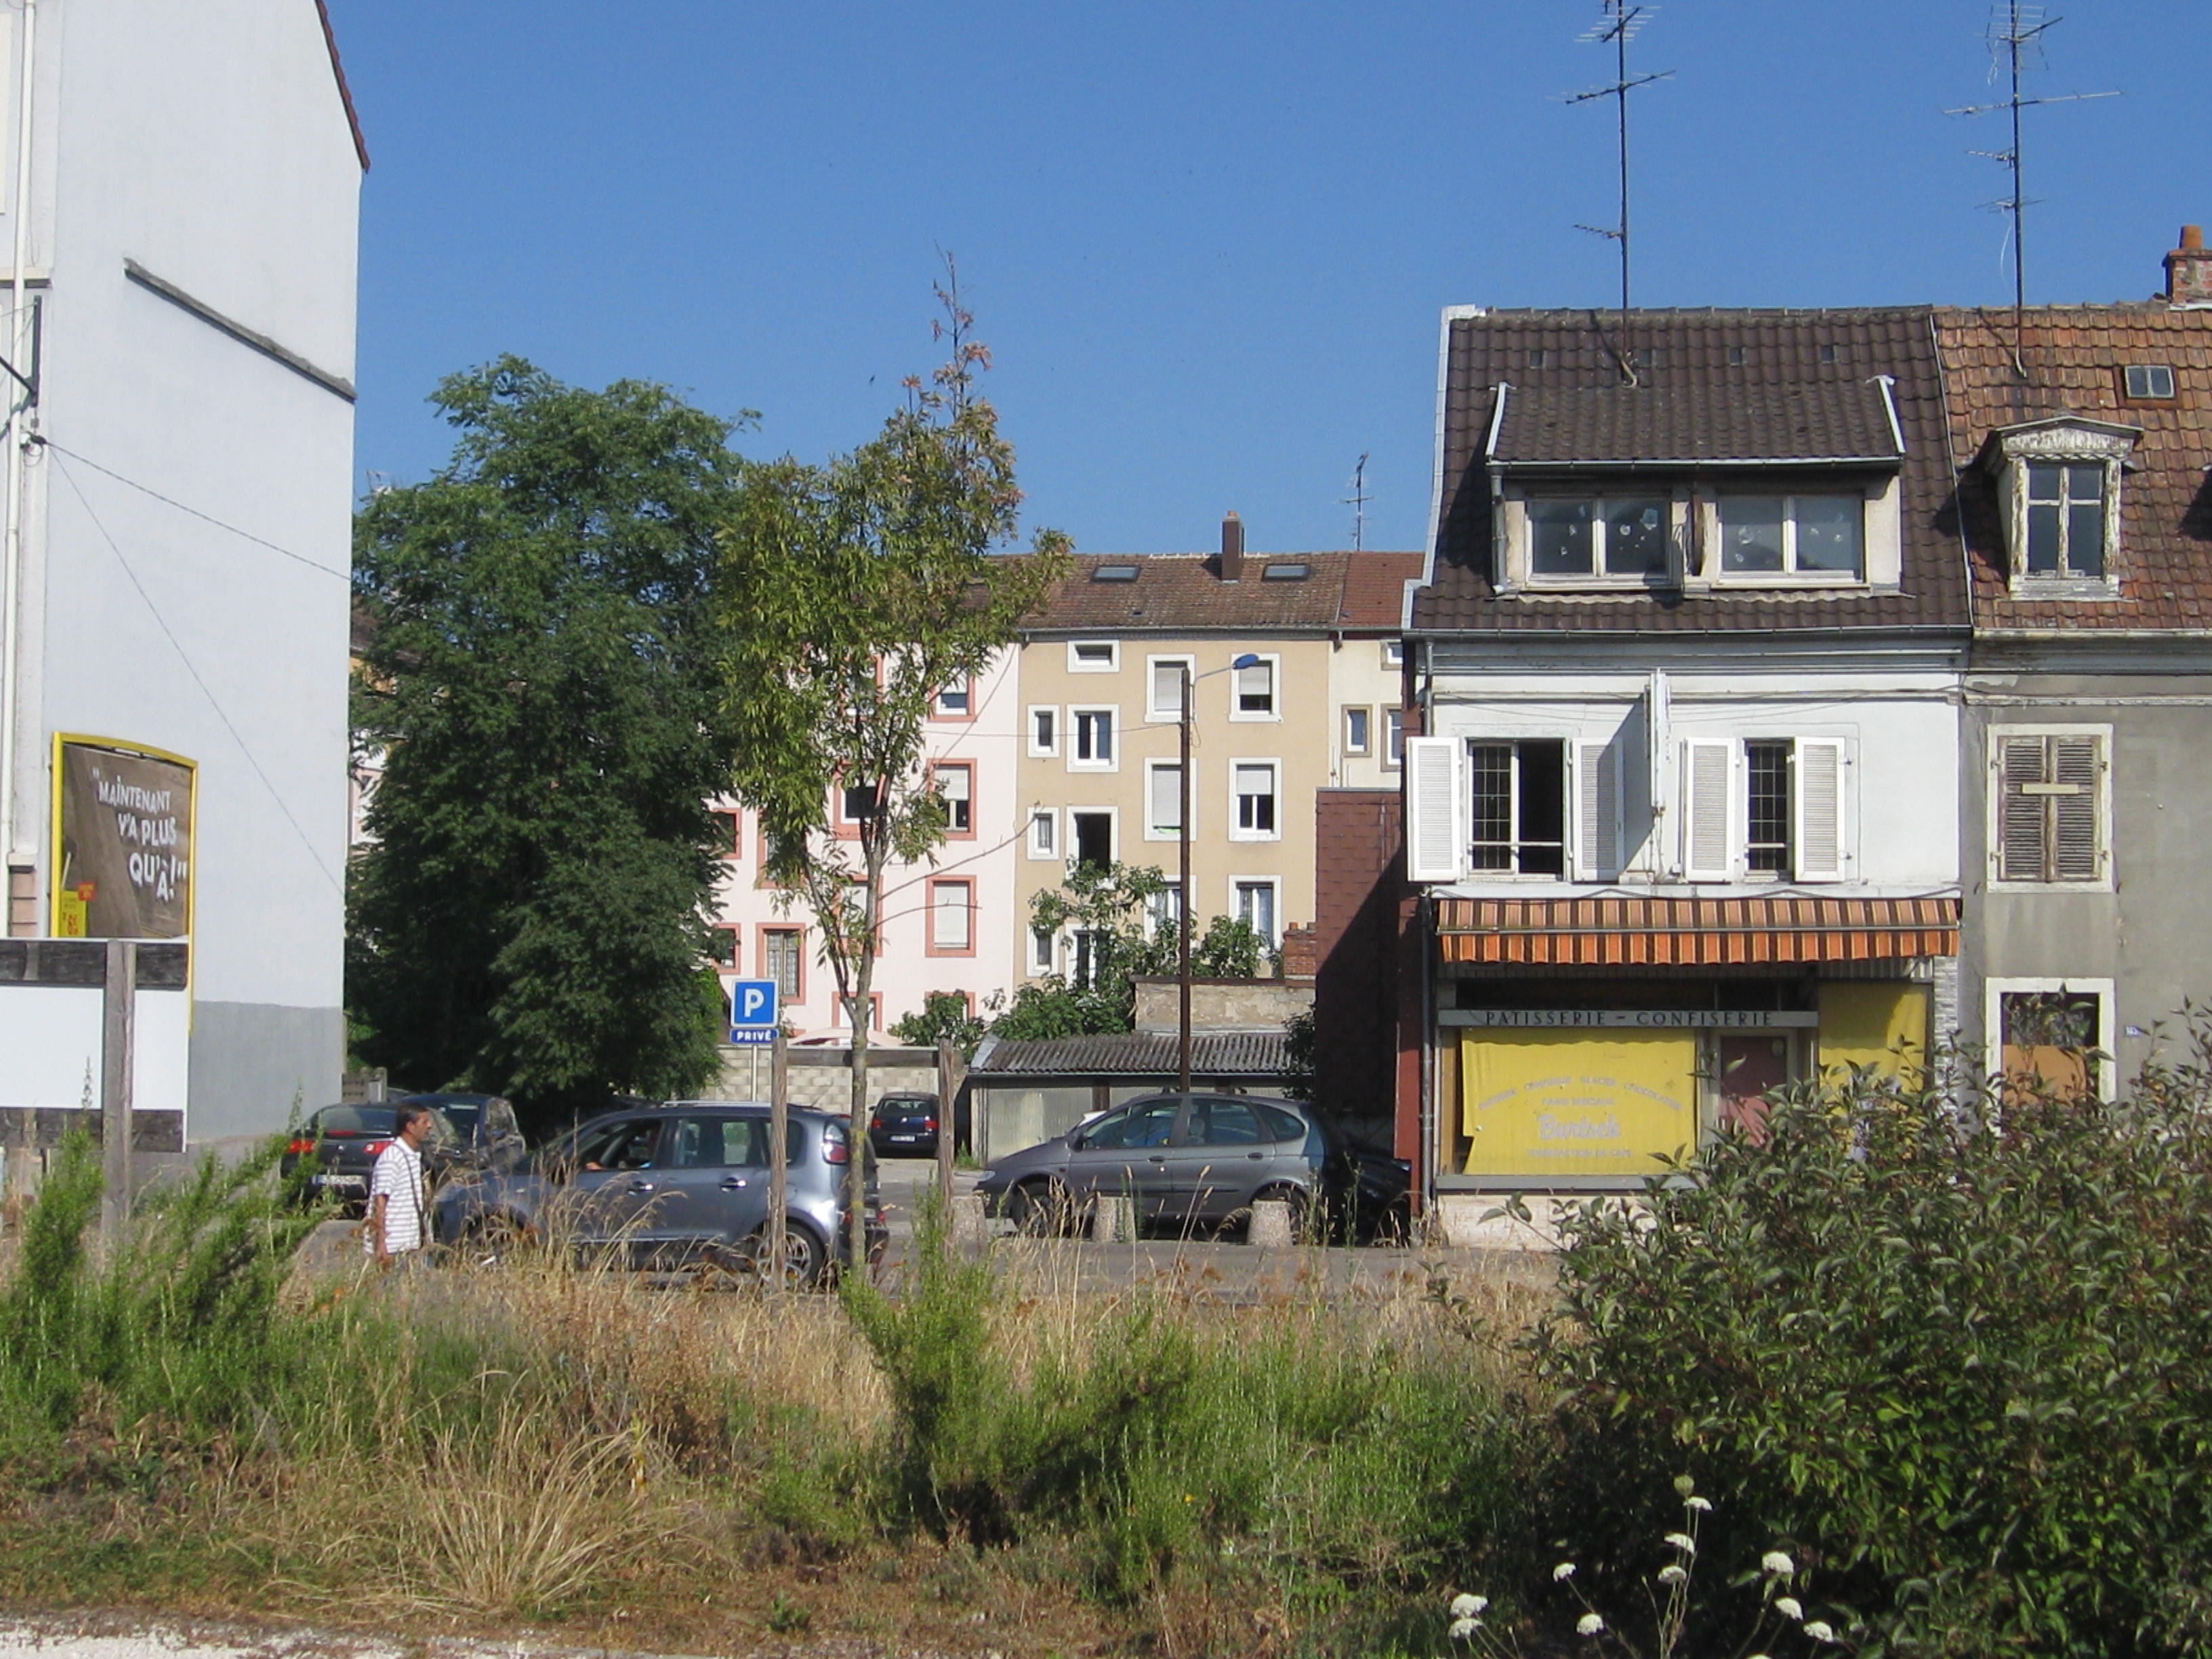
(1231, 760, 1280, 840)
(1468, 741, 1565, 876)
(1681, 737, 1847, 882)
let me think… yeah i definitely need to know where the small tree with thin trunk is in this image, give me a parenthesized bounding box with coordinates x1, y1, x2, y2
(718, 266, 1067, 1271)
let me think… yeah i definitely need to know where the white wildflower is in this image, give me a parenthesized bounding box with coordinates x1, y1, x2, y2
(1658, 1564, 1688, 1585)
(1553, 1561, 1578, 1582)
(1761, 1551, 1795, 1576)
(1664, 1531, 1697, 1553)
(1775, 1597, 1805, 1621)
(1685, 1495, 1713, 1511)
(1451, 1595, 1490, 1619)
(1577, 1614, 1606, 1637)
(1804, 1621, 1837, 1644)
(1450, 1618, 1481, 1641)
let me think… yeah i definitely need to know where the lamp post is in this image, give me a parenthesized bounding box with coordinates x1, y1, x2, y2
(1179, 653, 1261, 1094)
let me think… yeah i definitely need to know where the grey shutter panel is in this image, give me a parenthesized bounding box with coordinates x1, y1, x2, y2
(1998, 737, 2051, 882)
(1405, 736, 1465, 882)
(1682, 740, 1733, 880)
(1793, 739, 1845, 881)
(1575, 743, 1620, 880)
(2051, 736, 2104, 881)
(1149, 764, 1181, 833)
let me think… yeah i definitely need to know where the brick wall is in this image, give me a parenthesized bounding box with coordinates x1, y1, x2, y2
(1312, 790, 1404, 1141)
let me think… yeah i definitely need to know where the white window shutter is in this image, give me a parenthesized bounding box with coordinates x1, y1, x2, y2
(1574, 743, 1620, 881)
(1794, 739, 1846, 881)
(1681, 740, 1733, 881)
(1405, 737, 1465, 882)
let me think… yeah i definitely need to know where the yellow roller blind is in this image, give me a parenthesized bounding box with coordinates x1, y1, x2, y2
(1816, 983, 1930, 1085)
(1460, 1028, 1697, 1179)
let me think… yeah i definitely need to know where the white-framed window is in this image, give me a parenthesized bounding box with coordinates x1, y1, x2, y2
(1527, 494, 1674, 582)
(1231, 654, 1279, 720)
(1026, 806, 1059, 861)
(1070, 706, 1117, 770)
(1233, 878, 1281, 945)
(1987, 978, 2115, 1101)
(2123, 364, 2175, 401)
(1382, 640, 1405, 670)
(1988, 420, 2134, 592)
(1713, 494, 1866, 580)
(1145, 760, 1185, 840)
(1145, 882, 1183, 941)
(1147, 655, 1193, 722)
(1068, 639, 1120, 674)
(1343, 705, 1372, 756)
(933, 679, 972, 718)
(1469, 741, 1565, 876)
(926, 878, 975, 955)
(1027, 924, 1056, 975)
(1384, 708, 1405, 769)
(1989, 727, 2110, 888)
(1230, 759, 1280, 840)
(838, 781, 880, 827)
(933, 762, 973, 837)
(1027, 705, 1059, 757)
(762, 927, 804, 1003)
(1679, 736, 1848, 883)
(1069, 808, 1115, 870)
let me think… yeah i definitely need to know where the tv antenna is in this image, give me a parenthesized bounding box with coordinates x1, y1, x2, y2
(1342, 452, 1370, 553)
(1945, 1, 2118, 375)
(1563, 1, 1672, 382)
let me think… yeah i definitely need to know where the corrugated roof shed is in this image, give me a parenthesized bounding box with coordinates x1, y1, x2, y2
(971, 1030, 1291, 1078)
(1413, 308, 1970, 635)
(1934, 304, 2212, 632)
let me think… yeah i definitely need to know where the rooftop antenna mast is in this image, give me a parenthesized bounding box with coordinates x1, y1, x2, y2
(1342, 452, 1370, 553)
(1564, 1, 1671, 384)
(1945, 1, 2118, 377)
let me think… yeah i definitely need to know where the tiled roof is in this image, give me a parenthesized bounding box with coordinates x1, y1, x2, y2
(1933, 305, 2212, 632)
(1413, 308, 1970, 635)
(314, 1, 371, 171)
(970, 1030, 1292, 1078)
(1492, 382, 1902, 465)
(1023, 551, 1419, 634)
(1435, 895, 1961, 967)
(1336, 551, 1425, 628)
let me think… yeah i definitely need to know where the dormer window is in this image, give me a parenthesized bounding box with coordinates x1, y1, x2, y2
(1716, 495, 1864, 579)
(1529, 496, 1671, 580)
(1979, 416, 2139, 595)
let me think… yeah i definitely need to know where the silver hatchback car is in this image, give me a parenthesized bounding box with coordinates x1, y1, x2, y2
(430, 1101, 884, 1284)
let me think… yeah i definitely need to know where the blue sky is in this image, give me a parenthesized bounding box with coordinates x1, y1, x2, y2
(327, 1, 2204, 556)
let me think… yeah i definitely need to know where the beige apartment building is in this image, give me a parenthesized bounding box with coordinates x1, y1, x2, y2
(1012, 519, 1418, 978)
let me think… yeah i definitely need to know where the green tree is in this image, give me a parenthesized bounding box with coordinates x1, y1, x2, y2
(719, 268, 1068, 1269)
(349, 357, 743, 1128)
(1001, 859, 1277, 1039)
(892, 990, 989, 1061)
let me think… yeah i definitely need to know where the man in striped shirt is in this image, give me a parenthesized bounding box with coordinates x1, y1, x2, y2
(365, 1102, 434, 1263)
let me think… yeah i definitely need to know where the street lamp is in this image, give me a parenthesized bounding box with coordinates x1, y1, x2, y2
(1179, 653, 1261, 1094)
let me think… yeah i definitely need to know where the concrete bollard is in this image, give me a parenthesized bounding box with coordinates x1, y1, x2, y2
(1248, 1198, 1294, 1248)
(1092, 1195, 1135, 1243)
(949, 1193, 989, 1254)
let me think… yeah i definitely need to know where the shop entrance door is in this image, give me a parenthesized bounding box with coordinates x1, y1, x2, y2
(1716, 1033, 1793, 1142)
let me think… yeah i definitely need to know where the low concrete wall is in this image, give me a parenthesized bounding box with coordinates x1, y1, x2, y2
(712, 1044, 942, 1113)
(1131, 977, 1312, 1033)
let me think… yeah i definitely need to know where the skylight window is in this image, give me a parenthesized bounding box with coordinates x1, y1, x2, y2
(1261, 561, 1311, 581)
(2123, 364, 2176, 400)
(1092, 563, 1141, 582)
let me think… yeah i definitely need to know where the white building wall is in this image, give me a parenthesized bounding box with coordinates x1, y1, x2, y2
(1, 1, 362, 1138)
(1325, 636, 1405, 792)
(712, 648, 1023, 1042)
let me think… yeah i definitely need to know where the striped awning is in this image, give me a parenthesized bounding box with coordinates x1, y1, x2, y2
(1435, 895, 1959, 967)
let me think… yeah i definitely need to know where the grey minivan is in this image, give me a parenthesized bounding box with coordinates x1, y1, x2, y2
(430, 1101, 884, 1284)
(975, 1091, 1334, 1235)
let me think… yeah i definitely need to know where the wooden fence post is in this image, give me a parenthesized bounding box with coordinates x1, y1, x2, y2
(100, 939, 136, 1253)
(768, 1030, 789, 1292)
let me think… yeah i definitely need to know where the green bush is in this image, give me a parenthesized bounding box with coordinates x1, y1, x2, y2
(1530, 1056, 2212, 1659)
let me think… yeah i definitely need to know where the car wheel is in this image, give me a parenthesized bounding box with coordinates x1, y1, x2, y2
(745, 1221, 825, 1289)
(1004, 1176, 1073, 1237)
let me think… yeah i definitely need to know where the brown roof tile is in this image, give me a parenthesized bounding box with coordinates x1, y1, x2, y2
(1412, 308, 1970, 635)
(1023, 550, 1419, 634)
(1494, 381, 1901, 465)
(1933, 304, 2212, 632)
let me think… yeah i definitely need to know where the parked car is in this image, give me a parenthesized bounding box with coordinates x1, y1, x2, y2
(866, 1090, 967, 1159)
(395, 1090, 528, 1173)
(976, 1091, 1339, 1236)
(430, 1100, 886, 1284)
(281, 1102, 459, 1215)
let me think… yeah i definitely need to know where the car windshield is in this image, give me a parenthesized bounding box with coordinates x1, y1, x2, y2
(315, 1107, 394, 1136)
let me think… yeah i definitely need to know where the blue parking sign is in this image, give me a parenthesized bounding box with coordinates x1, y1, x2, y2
(728, 977, 778, 1042)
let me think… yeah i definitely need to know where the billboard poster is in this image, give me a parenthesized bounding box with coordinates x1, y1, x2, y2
(1460, 1027, 1697, 1178)
(50, 735, 195, 939)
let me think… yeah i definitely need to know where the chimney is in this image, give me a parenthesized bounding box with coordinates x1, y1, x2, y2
(1219, 511, 1244, 581)
(2166, 224, 2211, 308)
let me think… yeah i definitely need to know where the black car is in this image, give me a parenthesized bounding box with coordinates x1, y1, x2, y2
(282, 1102, 459, 1215)
(975, 1091, 1339, 1236)
(396, 1091, 529, 1174)
(867, 1090, 958, 1158)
